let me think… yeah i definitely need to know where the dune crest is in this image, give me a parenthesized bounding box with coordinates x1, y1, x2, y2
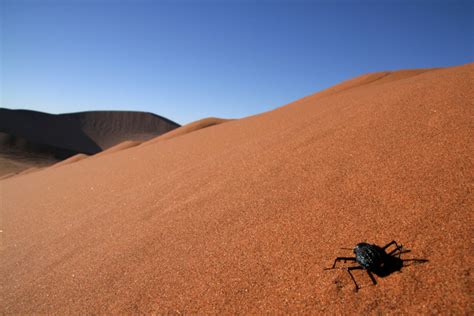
(48, 118, 231, 168)
(50, 154, 90, 168)
(142, 117, 231, 146)
(94, 140, 142, 157)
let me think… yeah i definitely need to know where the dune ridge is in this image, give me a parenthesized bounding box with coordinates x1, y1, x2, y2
(45, 118, 230, 170)
(50, 154, 90, 168)
(94, 140, 142, 158)
(1, 63, 472, 314)
(142, 117, 231, 146)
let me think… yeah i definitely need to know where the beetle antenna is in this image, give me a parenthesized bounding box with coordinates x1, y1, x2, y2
(340, 247, 353, 250)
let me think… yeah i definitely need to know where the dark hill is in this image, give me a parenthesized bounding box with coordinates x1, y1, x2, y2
(0, 108, 179, 175)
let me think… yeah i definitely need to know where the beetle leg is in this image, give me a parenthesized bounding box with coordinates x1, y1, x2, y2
(387, 244, 404, 257)
(347, 266, 364, 291)
(366, 270, 377, 285)
(383, 240, 404, 257)
(328, 257, 356, 269)
(382, 240, 400, 250)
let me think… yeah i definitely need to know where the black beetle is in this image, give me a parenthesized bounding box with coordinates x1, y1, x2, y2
(325, 240, 404, 291)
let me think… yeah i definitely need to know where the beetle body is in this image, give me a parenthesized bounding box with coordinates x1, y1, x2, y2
(353, 242, 386, 270)
(325, 240, 412, 291)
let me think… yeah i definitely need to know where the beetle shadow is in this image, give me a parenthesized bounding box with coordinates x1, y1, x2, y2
(371, 248, 429, 278)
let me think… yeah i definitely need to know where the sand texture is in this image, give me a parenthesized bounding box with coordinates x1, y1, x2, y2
(1, 64, 473, 314)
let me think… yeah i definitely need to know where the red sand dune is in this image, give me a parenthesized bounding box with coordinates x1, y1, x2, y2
(1, 64, 473, 314)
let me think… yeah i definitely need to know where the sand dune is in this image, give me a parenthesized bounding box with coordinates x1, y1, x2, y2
(30, 118, 229, 171)
(47, 118, 229, 168)
(0, 110, 179, 175)
(64, 111, 180, 149)
(1, 63, 472, 314)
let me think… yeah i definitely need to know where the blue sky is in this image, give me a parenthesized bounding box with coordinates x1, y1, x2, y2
(1, 0, 472, 125)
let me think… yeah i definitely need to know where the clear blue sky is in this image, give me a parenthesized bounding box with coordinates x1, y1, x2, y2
(1, 0, 472, 124)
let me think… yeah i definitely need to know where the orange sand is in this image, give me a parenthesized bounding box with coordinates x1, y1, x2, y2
(1, 64, 473, 314)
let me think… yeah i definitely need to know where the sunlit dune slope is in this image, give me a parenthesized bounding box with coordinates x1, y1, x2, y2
(1, 64, 472, 314)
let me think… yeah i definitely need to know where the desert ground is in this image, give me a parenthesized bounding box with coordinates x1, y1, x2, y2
(1, 63, 472, 313)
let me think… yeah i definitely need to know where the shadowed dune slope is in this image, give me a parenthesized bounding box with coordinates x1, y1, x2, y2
(14, 118, 229, 172)
(0, 110, 179, 175)
(1, 64, 473, 314)
(64, 111, 180, 149)
(0, 109, 180, 155)
(0, 110, 101, 156)
(45, 118, 229, 169)
(0, 132, 61, 176)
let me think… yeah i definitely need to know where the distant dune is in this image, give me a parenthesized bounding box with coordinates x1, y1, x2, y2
(64, 111, 180, 149)
(0, 109, 179, 175)
(46, 118, 230, 169)
(1, 63, 473, 314)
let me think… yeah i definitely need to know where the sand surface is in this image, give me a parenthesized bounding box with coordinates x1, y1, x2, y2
(1, 64, 473, 314)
